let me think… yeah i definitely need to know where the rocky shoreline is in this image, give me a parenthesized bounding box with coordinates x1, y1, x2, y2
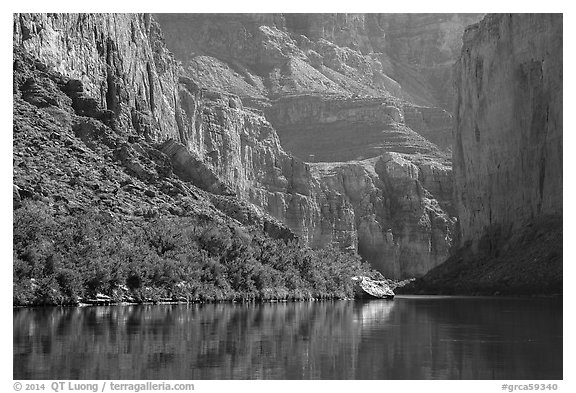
(14, 274, 416, 307)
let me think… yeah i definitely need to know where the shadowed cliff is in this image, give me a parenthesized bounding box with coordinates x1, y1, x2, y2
(403, 14, 562, 295)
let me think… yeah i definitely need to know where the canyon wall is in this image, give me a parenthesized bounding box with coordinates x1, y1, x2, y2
(404, 14, 562, 294)
(311, 153, 453, 278)
(453, 13, 562, 250)
(153, 13, 468, 277)
(13, 13, 357, 261)
(14, 13, 179, 142)
(14, 13, 472, 279)
(279, 13, 482, 109)
(375, 14, 483, 109)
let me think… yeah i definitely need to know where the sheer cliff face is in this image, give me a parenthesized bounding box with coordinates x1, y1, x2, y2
(453, 14, 563, 251)
(14, 13, 462, 279)
(312, 154, 454, 278)
(14, 13, 180, 142)
(13, 13, 356, 255)
(154, 13, 465, 278)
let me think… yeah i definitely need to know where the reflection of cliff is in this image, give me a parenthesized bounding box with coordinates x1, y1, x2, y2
(14, 298, 561, 380)
(355, 296, 562, 379)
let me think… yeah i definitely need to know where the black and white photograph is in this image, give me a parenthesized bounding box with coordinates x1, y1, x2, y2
(9, 3, 565, 386)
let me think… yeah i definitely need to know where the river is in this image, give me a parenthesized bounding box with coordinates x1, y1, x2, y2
(13, 296, 562, 379)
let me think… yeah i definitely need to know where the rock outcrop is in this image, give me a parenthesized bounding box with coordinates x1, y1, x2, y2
(265, 94, 451, 162)
(405, 14, 562, 294)
(154, 13, 482, 109)
(351, 276, 395, 299)
(12, 46, 297, 243)
(312, 153, 454, 278)
(14, 13, 474, 280)
(13, 13, 358, 257)
(14, 13, 179, 142)
(151, 14, 470, 278)
(453, 14, 562, 251)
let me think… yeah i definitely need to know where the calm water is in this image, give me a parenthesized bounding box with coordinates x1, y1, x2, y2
(13, 296, 562, 379)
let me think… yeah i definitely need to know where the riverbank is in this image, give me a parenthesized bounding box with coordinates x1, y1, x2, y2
(15, 276, 411, 308)
(14, 199, 385, 307)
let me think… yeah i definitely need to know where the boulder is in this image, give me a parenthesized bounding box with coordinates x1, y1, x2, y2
(352, 276, 394, 299)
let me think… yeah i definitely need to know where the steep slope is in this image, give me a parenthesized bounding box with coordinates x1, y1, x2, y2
(279, 13, 483, 109)
(13, 13, 382, 305)
(154, 13, 466, 152)
(406, 14, 563, 294)
(13, 13, 360, 252)
(14, 13, 476, 281)
(14, 13, 179, 143)
(154, 13, 482, 109)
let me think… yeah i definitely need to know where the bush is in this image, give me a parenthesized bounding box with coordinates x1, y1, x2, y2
(13, 200, 377, 306)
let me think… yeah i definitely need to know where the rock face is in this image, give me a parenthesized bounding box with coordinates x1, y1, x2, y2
(374, 14, 483, 109)
(312, 153, 453, 278)
(453, 14, 562, 251)
(152, 14, 468, 278)
(12, 46, 297, 244)
(13, 13, 357, 256)
(266, 95, 451, 162)
(352, 276, 394, 299)
(14, 13, 179, 142)
(284, 13, 484, 109)
(171, 79, 359, 250)
(154, 13, 482, 109)
(14, 13, 469, 279)
(405, 14, 562, 294)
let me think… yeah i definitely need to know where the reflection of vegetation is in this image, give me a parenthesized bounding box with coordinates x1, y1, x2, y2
(13, 298, 562, 379)
(13, 200, 375, 306)
(13, 302, 366, 379)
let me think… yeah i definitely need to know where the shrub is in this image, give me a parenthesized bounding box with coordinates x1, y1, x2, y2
(13, 200, 378, 306)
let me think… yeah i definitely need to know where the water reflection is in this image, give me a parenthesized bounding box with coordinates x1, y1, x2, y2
(14, 297, 562, 379)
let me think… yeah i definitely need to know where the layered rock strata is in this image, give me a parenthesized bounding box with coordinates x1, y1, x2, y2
(265, 95, 452, 162)
(13, 45, 296, 243)
(153, 13, 463, 278)
(154, 13, 482, 109)
(13, 13, 357, 256)
(14, 13, 464, 279)
(312, 153, 454, 278)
